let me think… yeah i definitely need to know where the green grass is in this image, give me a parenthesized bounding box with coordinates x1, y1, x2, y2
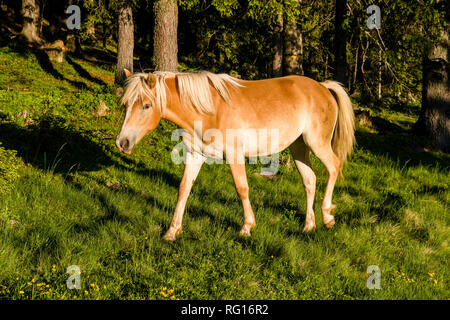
(0, 41, 448, 300)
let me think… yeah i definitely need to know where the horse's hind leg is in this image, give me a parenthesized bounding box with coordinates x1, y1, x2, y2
(319, 149, 341, 228)
(303, 134, 342, 229)
(290, 137, 317, 232)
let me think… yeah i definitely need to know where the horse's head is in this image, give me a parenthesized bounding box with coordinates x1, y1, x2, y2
(116, 69, 162, 154)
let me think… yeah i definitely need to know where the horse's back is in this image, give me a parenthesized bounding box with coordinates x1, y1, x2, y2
(233, 75, 332, 111)
(222, 75, 333, 129)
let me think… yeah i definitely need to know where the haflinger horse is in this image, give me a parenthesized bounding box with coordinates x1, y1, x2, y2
(116, 69, 355, 241)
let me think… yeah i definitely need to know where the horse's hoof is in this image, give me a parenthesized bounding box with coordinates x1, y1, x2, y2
(163, 228, 181, 241)
(163, 233, 176, 241)
(322, 204, 336, 229)
(302, 224, 316, 233)
(239, 225, 252, 237)
(323, 216, 335, 229)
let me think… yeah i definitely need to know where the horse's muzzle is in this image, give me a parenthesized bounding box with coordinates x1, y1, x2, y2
(116, 135, 135, 154)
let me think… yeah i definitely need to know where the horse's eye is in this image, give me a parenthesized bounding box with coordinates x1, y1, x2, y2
(143, 103, 152, 110)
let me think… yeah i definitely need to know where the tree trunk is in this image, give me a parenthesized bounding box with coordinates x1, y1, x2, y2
(115, 0, 134, 85)
(283, 0, 303, 75)
(273, 12, 283, 77)
(21, 0, 42, 43)
(102, 21, 108, 47)
(377, 47, 382, 99)
(350, 41, 359, 93)
(416, 23, 449, 153)
(66, 33, 82, 55)
(86, 18, 96, 40)
(153, 0, 178, 72)
(334, 0, 347, 85)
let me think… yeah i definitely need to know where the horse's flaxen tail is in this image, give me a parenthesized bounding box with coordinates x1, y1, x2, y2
(321, 80, 356, 165)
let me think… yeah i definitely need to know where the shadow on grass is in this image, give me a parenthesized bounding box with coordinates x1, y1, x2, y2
(81, 46, 117, 65)
(187, 202, 242, 234)
(0, 114, 245, 242)
(0, 114, 184, 191)
(31, 48, 92, 90)
(0, 115, 115, 173)
(65, 55, 107, 87)
(67, 178, 132, 235)
(355, 129, 450, 170)
(0, 115, 215, 240)
(0, 116, 183, 256)
(70, 172, 244, 237)
(354, 109, 449, 170)
(1, 38, 104, 90)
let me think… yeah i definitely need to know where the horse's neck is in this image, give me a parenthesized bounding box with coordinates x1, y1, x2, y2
(161, 77, 206, 135)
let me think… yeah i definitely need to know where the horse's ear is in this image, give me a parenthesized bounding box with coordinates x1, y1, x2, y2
(124, 69, 132, 78)
(147, 73, 157, 88)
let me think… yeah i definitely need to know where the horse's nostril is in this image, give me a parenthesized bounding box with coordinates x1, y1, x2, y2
(120, 138, 130, 150)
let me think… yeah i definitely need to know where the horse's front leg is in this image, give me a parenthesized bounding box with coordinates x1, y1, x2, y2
(229, 163, 256, 236)
(163, 152, 206, 241)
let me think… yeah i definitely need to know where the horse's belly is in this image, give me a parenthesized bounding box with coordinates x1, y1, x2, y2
(182, 129, 301, 159)
(240, 128, 301, 157)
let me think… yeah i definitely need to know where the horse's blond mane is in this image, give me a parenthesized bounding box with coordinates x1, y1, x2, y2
(121, 71, 242, 114)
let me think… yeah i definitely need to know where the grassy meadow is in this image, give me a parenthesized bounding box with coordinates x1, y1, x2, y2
(0, 40, 448, 300)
